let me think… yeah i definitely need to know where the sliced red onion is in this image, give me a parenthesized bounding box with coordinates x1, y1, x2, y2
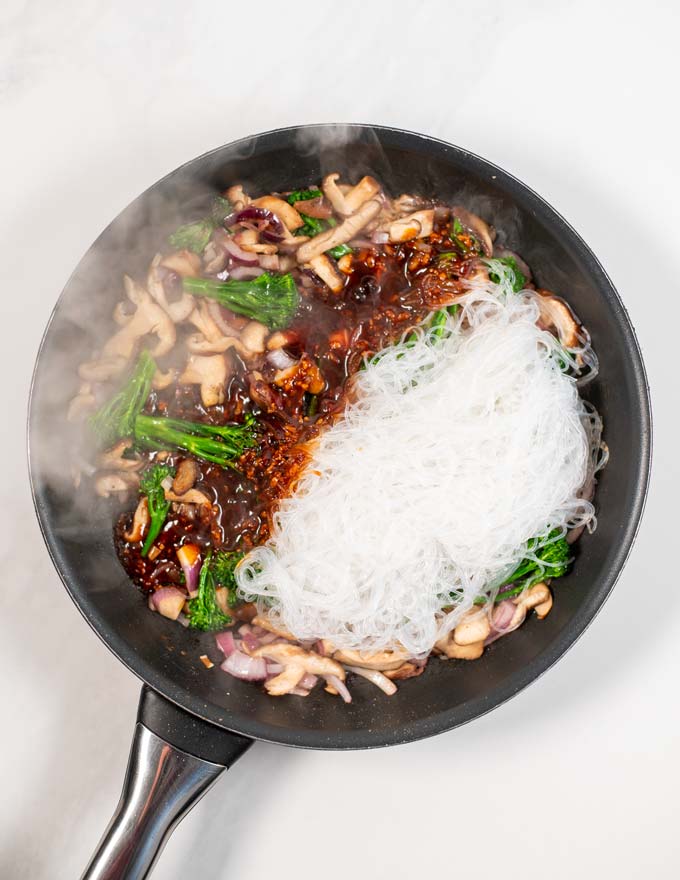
(298, 673, 318, 691)
(228, 265, 264, 281)
(266, 662, 284, 674)
(215, 630, 236, 656)
(241, 631, 260, 653)
(314, 640, 326, 656)
(266, 348, 297, 371)
(223, 236, 260, 266)
(224, 206, 284, 243)
(176, 545, 201, 595)
(434, 205, 451, 221)
(344, 665, 397, 696)
(221, 650, 267, 681)
(177, 613, 190, 628)
(492, 599, 516, 633)
(151, 587, 186, 621)
(371, 230, 389, 245)
(289, 687, 311, 697)
(326, 674, 352, 703)
(485, 600, 523, 646)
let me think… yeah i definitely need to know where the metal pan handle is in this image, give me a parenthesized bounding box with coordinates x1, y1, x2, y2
(81, 686, 253, 880)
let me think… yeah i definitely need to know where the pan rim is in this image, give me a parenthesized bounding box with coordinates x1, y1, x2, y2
(27, 123, 653, 750)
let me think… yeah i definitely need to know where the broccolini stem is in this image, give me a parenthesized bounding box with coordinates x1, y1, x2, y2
(134, 414, 256, 467)
(89, 350, 156, 445)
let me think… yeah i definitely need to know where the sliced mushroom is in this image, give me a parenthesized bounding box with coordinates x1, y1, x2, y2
(251, 196, 304, 232)
(101, 276, 176, 361)
(172, 459, 199, 495)
(189, 300, 226, 343)
(383, 661, 427, 681)
(266, 329, 300, 350)
(147, 254, 194, 322)
(296, 199, 382, 263)
(164, 487, 211, 505)
(240, 321, 268, 354)
(292, 196, 332, 219)
(185, 332, 250, 359)
(388, 209, 435, 243)
(535, 290, 580, 348)
(124, 496, 150, 542)
(453, 607, 492, 646)
(179, 353, 228, 407)
(332, 647, 411, 672)
(78, 355, 128, 383)
(152, 367, 176, 390)
(98, 439, 143, 472)
(451, 207, 495, 257)
(253, 643, 346, 697)
(252, 615, 296, 641)
(435, 636, 485, 660)
(226, 184, 250, 211)
(95, 472, 139, 498)
(305, 254, 345, 293)
(67, 383, 96, 421)
(322, 174, 381, 216)
(160, 249, 201, 278)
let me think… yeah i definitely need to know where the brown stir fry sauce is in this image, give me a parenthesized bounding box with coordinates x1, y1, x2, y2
(115, 215, 478, 593)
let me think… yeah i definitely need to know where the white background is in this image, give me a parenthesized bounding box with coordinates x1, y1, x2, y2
(1, 1, 677, 877)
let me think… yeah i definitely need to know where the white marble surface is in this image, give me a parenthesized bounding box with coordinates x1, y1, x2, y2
(1, 1, 677, 877)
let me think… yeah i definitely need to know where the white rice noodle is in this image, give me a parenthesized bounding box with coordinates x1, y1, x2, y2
(236, 270, 602, 656)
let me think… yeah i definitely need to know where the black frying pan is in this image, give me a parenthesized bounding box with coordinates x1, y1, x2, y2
(28, 125, 651, 880)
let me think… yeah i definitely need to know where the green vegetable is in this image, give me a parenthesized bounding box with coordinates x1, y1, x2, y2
(488, 256, 527, 293)
(211, 195, 233, 225)
(89, 350, 156, 446)
(297, 214, 325, 237)
(449, 217, 479, 256)
(183, 273, 299, 330)
(168, 195, 233, 254)
(327, 243, 353, 260)
(286, 188, 322, 204)
(305, 392, 319, 418)
(212, 550, 245, 608)
(134, 413, 257, 468)
(188, 551, 232, 631)
(139, 464, 175, 557)
(495, 532, 571, 601)
(168, 218, 214, 254)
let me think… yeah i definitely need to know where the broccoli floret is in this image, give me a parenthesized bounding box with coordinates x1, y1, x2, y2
(168, 195, 233, 254)
(134, 413, 257, 468)
(183, 273, 299, 330)
(89, 350, 156, 446)
(139, 463, 175, 557)
(495, 532, 571, 601)
(188, 551, 232, 631)
(168, 219, 214, 254)
(210, 195, 233, 225)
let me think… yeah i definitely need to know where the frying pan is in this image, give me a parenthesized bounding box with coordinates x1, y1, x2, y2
(28, 124, 651, 879)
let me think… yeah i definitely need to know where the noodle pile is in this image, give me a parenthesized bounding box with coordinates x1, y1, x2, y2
(237, 275, 599, 655)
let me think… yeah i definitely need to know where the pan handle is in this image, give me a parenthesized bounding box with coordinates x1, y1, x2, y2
(81, 686, 253, 880)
